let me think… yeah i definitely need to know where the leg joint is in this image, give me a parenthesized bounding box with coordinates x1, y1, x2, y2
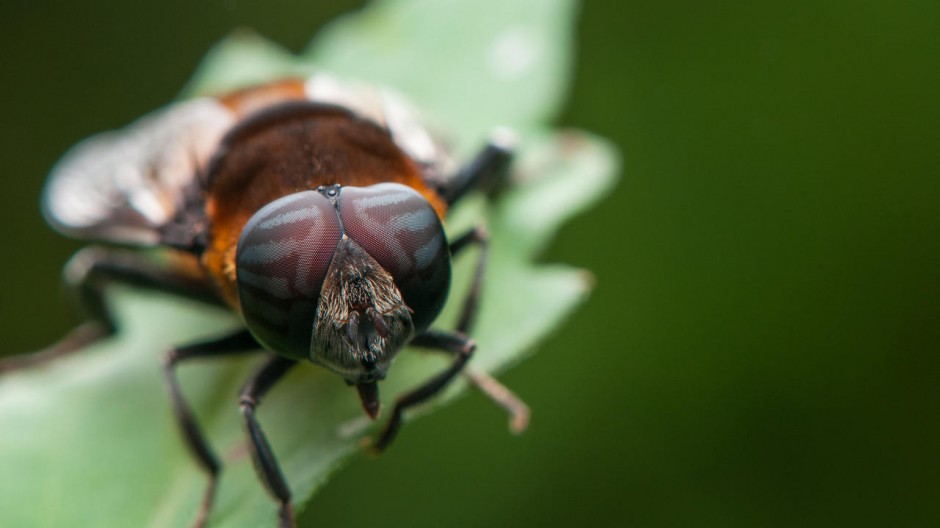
(239, 396, 257, 411)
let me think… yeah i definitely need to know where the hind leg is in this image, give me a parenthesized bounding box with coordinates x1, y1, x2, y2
(0, 246, 222, 374)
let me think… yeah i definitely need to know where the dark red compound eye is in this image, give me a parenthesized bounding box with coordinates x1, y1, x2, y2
(236, 191, 341, 359)
(338, 183, 451, 333)
(236, 184, 450, 362)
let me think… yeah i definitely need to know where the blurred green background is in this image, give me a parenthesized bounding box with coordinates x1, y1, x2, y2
(2, 1, 939, 527)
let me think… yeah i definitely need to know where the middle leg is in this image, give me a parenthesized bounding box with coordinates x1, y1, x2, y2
(448, 226, 531, 433)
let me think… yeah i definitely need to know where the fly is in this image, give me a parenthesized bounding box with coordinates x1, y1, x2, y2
(1, 75, 528, 527)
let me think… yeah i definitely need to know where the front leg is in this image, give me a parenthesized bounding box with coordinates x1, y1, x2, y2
(163, 330, 262, 528)
(372, 330, 475, 452)
(239, 355, 298, 528)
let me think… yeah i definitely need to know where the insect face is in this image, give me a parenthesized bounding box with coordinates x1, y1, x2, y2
(235, 182, 451, 384)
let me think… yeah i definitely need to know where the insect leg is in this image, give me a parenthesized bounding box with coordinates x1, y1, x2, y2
(0, 246, 223, 374)
(448, 227, 531, 434)
(163, 330, 261, 528)
(239, 355, 298, 528)
(372, 330, 475, 452)
(443, 129, 516, 206)
(449, 226, 489, 334)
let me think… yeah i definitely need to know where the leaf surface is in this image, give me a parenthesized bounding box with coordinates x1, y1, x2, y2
(0, 0, 619, 526)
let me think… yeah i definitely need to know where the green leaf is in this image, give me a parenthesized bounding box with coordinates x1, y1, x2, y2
(305, 0, 577, 153)
(0, 0, 619, 526)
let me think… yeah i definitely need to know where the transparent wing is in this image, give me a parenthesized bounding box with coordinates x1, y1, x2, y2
(42, 98, 235, 245)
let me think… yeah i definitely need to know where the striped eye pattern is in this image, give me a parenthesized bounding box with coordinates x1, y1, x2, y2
(235, 183, 450, 361)
(235, 191, 341, 359)
(338, 183, 450, 333)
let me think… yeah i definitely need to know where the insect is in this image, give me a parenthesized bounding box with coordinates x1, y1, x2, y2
(1, 74, 528, 527)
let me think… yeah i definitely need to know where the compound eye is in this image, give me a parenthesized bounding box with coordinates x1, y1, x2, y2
(339, 183, 450, 332)
(236, 191, 341, 359)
